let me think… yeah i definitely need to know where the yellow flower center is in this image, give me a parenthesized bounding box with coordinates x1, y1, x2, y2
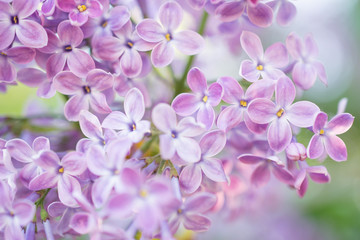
(139, 189, 148, 198)
(240, 100, 247, 107)
(202, 95, 208, 103)
(77, 5, 87, 12)
(0, 52, 6, 56)
(319, 129, 325, 135)
(64, 46, 72, 51)
(165, 33, 171, 41)
(127, 41, 134, 48)
(84, 86, 91, 93)
(101, 21, 108, 28)
(256, 64, 264, 71)
(58, 167, 64, 173)
(276, 108, 285, 118)
(177, 208, 182, 214)
(12, 16, 18, 24)
(132, 124, 136, 131)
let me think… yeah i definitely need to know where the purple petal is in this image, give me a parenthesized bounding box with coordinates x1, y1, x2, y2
(184, 192, 217, 213)
(32, 136, 50, 152)
(16, 20, 48, 48)
(264, 42, 288, 68)
(13, 0, 38, 18)
(244, 111, 268, 134)
(197, 104, 215, 130)
(327, 113, 354, 135)
(0, 22, 15, 50)
(152, 103, 177, 133)
(179, 164, 202, 194)
(39, 30, 60, 54)
(53, 71, 82, 95)
(0, 56, 15, 83)
(313, 61, 327, 86)
(79, 110, 103, 139)
(217, 76, 243, 104)
(124, 87, 145, 122)
(89, 91, 112, 114)
(267, 118, 292, 152)
(307, 135, 324, 159)
(6, 46, 35, 64)
(275, 76, 295, 108)
(36, 150, 60, 170)
(239, 59, 260, 82)
(172, 93, 201, 116)
(69, 11, 89, 27)
(58, 20, 84, 46)
(251, 163, 270, 187)
(304, 34, 318, 58)
(173, 30, 204, 55)
(136, 19, 165, 43)
(47, 202, 67, 217)
(199, 130, 226, 157)
(159, 134, 176, 159)
(247, 98, 276, 124)
(261, 66, 285, 80)
(287, 101, 320, 128)
(187, 67, 207, 94)
(215, 1, 246, 22)
(324, 135, 347, 162)
(292, 62, 317, 90)
(92, 36, 124, 61)
(105, 193, 134, 218)
(92, 176, 114, 208)
(306, 165, 330, 183)
(46, 53, 67, 78)
(207, 82, 223, 106)
(313, 112, 328, 133)
(86, 69, 113, 91)
(58, 174, 81, 207)
(240, 31, 263, 61)
(245, 79, 275, 100)
(175, 137, 201, 163)
(201, 158, 227, 182)
(57, 0, 76, 12)
(41, 0, 56, 16)
(29, 171, 58, 190)
(277, 0, 296, 26)
(17, 68, 46, 87)
(109, 6, 130, 31)
(62, 152, 86, 175)
(286, 32, 302, 59)
(247, 3, 273, 28)
(67, 49, 95, 78)
(86, 145, 111, 176)
(64, 95, 89, 121)
(177, 117, 204, 137)
(238, 154, 266, 164)
(183, 214, 211, 232)
(272, 164, 293, 184)
(13, 200, 35, 225)
(102, 111, 129, 130)
(120, 49, 142, 78)
(5, 139, 34, 163)
(87, 0, 103, 18)
(69, 212, 96, 235)
(159, 1, 183, 30)
(151, 41, 174, 67)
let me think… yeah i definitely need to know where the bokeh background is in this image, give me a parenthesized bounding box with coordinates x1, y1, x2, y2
(0, 0, 359, 239)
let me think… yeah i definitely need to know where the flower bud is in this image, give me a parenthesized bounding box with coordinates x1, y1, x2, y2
(286, 143, 307, 161)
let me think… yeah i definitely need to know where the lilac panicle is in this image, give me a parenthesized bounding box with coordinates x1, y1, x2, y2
(172, 67, 223, 130)
(307, 112, 354, 162)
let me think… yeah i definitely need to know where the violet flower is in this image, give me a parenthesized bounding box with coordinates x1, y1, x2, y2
(172, 67, 223, 130)
(0, 46, 35, 83)
(248, 76, 320, 152)
(216, 76, 275, 133)
(39, 20, 95, 78)
(57, 0, 103, 26)
(180, 130, 227, 194)
(152, 103, 204, 163)
(239, 31, 288, 82)
(53, 69, 113, 121)
(215, 0, 273, 28)
(307, 112, 354, 161)
(238, 154, 293, 187)
(286, 32, 327, 90)
(136, 1, 204, 67)
(0, 0, 48, 49)
(267, 0, 297, 26)
(102, 88, 150, 143)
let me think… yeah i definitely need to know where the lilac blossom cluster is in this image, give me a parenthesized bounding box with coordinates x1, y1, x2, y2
(0, 0, 355, 239)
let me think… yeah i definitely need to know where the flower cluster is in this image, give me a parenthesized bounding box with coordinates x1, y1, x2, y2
(0, 0, 354, 239)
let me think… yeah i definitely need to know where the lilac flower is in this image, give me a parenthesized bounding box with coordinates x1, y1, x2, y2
(294, 161, 330, 197)
(57, 0, 103, 26)
(0, 139, 16, 183)
(180, 130, 227, 194)
(238, 154, 293, 187)
(307, 112, 354, 162)
(93, 20, 155, 77)
(215, 0, 274, 28)
(102, 88, 150, 143)
(152, 103, 204, 163)
(267, 0, 297, 26)
(216, 76, 275, 133)
(286, 32, 327, 90)
(136, 1, 204, 67)
(39, 0, 56, 17)
(248, 76, 320, 152)
(47, 201, 77, 236)
(170, 192, 217, 232)
(0, 181, 35, 240)
(53, 69, 113, 121)
(39, 20, 95, 78)
(286, 142, 306, 161)
(0, 46, 35, 83)
(5, 137, 50, 187)
(29, 150, 86, 207)
(0, 0, 48, 49)
(172, 67, 223, 130)
(239, 31, 288, 82)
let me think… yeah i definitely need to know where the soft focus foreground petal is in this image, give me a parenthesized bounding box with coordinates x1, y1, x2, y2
(324, 135, 347, 162)
(136, 19, 165, 42)
(275, 76, 295, 108)
(58, 20, 84, 46)
(238, 154, 266, 164)
(172, 93, 201, 116)
(173, 30, 204, 55)
(13, 200, 35, 225)
(86, 145, 110, 176)
(313, 60, 327, 86)
(5, 139, 34, 163)
(64, 95, 89, 121)
(0, 56, 15, 83)
(239, 60, 260, 82)
(70, 212, 96, 235)
(179, 164, 202, 194)
(251, 163, 270, 187)
(0, 23, 15, 50)
(152, 103, 177, 133)
(327, 113, 354, 135)
(92, 176, 114, 208)
(215, 1, 246, 22)
(53, 71, 82, 95)
(68, 49, 95, 78)
(79, 110, 103, 139)
(264, 42, 288, 68)
(247, 98, 276, 124)
(287, 101, 320, 128)
(105, 193, 134, 218)
(17, 20, 48, 48)
(124, 88, 145, 122)
(286, 32, 303, 59)
(185, 192, 217, 213)
(272, 164, 293, 184)
(201, 158, 227, 182)
(183, 214, 211, 232)
(307, 166, 330, 183)
(200, 130, 226, 157)
(277, 0, 296, 26)
(151, 41, 174, 67)
(247, 3, 273, 28)
(17, 68, 46, 87)
(5, 220, 25, 240)
(159, 1, 183, 30)
(267, 118, 292, 152)
(197, 104, 215, 130)
(292, 62, 317, 90)
(240, 31, 263, 61)
(175, 137, 201, 163)
(307, 135, 324, 159)
(217, 76, 243, 104)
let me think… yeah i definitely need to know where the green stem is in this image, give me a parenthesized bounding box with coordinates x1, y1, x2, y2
(173, 11, 209, 97)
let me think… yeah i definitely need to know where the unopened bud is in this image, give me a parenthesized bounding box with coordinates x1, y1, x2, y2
(286, 142, 307, 161)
